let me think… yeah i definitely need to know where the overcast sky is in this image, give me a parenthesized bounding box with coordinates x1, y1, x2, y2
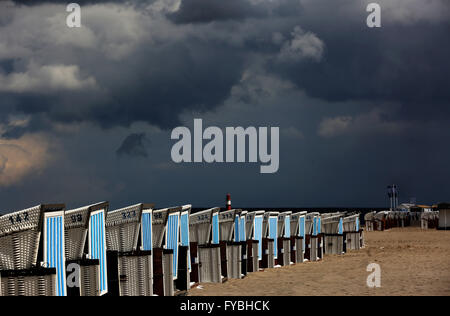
(0, 0, 449, 213)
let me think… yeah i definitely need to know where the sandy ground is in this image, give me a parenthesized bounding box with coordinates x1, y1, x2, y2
(189, 228, 450, 296)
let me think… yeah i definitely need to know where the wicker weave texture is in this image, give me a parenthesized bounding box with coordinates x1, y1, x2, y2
(0, 274, 56, 296)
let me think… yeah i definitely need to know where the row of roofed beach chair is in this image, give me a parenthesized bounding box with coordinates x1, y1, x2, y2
(363, 206, 448, 231)
(0, 203, 364, 296)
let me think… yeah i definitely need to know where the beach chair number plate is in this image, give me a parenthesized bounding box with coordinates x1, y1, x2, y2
(9, 212, 29, 225)
(121, 211, 137, 219)
(70, 214, 83, 223)
(197, 214, 209, 221)
(220, 213, 234, 220)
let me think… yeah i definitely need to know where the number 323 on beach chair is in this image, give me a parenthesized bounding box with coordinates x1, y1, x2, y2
(105, 203, 154, 296)
(0, 204, 66, 296)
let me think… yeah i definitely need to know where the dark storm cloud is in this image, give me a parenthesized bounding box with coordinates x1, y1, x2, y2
(116, 133, 149, 158)
(1, 0, 450, 209)
(269, 15, 450, 122)
(0, 0, 448, 147)
(169, 0, 266, 23)
(169, 0, 303, 24)
(12, 0, 134, 4)
(0, 40, 246, 133)
(1, 0, 447, 137)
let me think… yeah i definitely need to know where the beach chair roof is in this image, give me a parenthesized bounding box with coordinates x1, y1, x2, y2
(65, 202, 109, 261)
(106, 203, 154, 252)
(189, 207, 220, 245)
(181, 204, 192, 211)
(0, 204, 65, 237)
(0, 204, 65, 270)
(245, 211, 256, 240)
(65, 202, 108, 229)
(152, 206, 182, 248)
(255, 210, 265, 216)
(218, 209, 237, 241)
(364, 211, 377, 221)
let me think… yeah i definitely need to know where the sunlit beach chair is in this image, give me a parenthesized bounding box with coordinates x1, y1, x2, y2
(260, 212, 270, 268)
(65, 202, 109, 296)
(244, 211, 260, 273)
(152, 206, 181, 296)
(342, 214, 362, 250)
(105, 203, 154, 296)
(0, 204, 66, 296)
(253, 211, 265, 270)
(173, 205, 191, 292)
(238, 210, 248, 276)
(260, 212, 276, 269)
(321, 213, 344, 255)
(218, 209, 241, 279)
(304, 212, 321, 261)
(364, 211, 376, 231)
(189, 207, 221, 283)
(437, 203, 449, 230)
(290, 212, 307, 263)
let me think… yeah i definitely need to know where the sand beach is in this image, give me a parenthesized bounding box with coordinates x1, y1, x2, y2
(189, 228, 450, 296)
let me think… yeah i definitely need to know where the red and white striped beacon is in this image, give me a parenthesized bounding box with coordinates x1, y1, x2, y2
(226, 193, 231, 210)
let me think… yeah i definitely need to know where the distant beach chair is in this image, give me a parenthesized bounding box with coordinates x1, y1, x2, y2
(0, 204, 66, 296)
(65, 202, 109, 296)
(105, 203, 154, 296)
(342, 214, 362, 250)
(364, 211, 376, 231)
(314, 213, 324, 260)
(189, 207, 221, 283)
(238, 210, 248, 276)
(152, 206, 181, 296)
(275, 212, 291, 266)
(253, 211, 265, 269)
(304, 212, 321, 261)
(174, 205, 191, 292)
(321, 213, 344, 255)
(437, 203, 449, 230)
(408, 208, 422, 227)
(374, 211, 388, 231)
(244, 211, 260, 273)
(218, 209, 241, 279)
(290, 212, 307, 263)
(259, 212, 275, 269)
(266, 212, 279, 267)
(421, 210, 439, 229)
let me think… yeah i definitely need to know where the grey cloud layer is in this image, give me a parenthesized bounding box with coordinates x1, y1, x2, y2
(1, 0, 449, 138)
(0, 0, 449, 209)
